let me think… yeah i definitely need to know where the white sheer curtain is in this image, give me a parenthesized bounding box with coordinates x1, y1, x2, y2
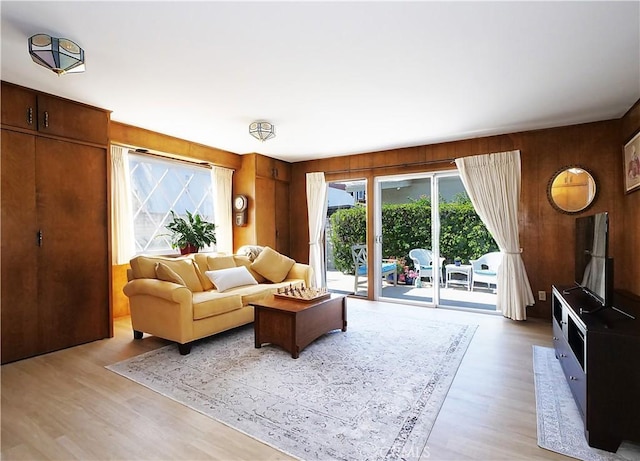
(212, 166, 233, 255)
(110, 146, 135, 264)
(455, 150, 534, 320)
(306, 172, 328, 288)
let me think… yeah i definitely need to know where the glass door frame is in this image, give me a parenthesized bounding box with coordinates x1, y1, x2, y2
(373, 169, 460, 305)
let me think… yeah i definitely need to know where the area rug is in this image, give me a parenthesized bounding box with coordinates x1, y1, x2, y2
(533, 346, 640, 461)
(107, 304, 477, 460)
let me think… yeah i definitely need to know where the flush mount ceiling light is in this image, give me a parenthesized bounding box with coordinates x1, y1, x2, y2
(249, 121, 275, 142)
(28, 34, 85, 75)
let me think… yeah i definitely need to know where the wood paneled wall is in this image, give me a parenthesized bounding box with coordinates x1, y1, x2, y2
(621, 100, 640, 294)
(290, 117, 639, 319)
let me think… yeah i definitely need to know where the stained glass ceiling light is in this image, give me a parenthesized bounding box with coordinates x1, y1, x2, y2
(249, 121, 276, 142)
(29, 34, 85, 75)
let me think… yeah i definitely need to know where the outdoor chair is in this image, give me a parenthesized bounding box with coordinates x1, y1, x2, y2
(351, 244, 397, 293)
(408, 249, 445, 285)
(470, 251, 502, 291)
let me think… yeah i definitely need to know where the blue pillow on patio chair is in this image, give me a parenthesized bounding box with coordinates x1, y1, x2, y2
(351, 244, 397, 293)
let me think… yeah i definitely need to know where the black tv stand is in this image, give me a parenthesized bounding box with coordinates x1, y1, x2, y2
(580, 304, 636, 319)
(552, 286, 640, 452)
(562, 284, 583, 295)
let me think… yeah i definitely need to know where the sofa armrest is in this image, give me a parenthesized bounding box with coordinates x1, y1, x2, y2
(123, 278, 192, 304)
(287, 263, 314, 287)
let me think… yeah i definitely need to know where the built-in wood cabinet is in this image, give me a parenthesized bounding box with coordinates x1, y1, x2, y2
(256, 154, 291, 182)
(234, 153, 291, 255)
(1, 81, 111, 364)
(1, 81, 109, 145)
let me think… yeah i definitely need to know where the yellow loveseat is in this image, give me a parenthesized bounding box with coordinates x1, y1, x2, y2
(123, 247, 313, 354)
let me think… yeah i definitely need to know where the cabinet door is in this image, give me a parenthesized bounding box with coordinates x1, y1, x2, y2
(275, 181, 290, 254)
(254, 177, 276, 248)
(1, 130, 39, 363)
(274, 159, 291, 183)
(255, 154, 275, 179)
(37, 94, 109, 145)
(1, 82, 37, 131)
(36, 137, 109, 353)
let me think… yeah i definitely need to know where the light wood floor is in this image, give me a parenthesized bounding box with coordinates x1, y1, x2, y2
(1, 299, 571, 461)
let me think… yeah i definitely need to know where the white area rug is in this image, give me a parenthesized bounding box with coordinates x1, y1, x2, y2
(107, 304, 477, 460)
(533, 346, 640, 461)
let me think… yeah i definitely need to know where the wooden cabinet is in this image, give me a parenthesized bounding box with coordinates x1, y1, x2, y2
(1, 81, 109, 145)
(552, 286, 640, 452)
(256, 154, 290, 182)
(234, 154, 291, 255)
(0, 83, 37, 130)
(1, 82, 111, 364)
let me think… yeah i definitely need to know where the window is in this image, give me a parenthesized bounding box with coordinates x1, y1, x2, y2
(129, 153, 215, 254)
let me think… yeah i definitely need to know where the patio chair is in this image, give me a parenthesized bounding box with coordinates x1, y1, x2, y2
(469, 251, 502, 291)
(351, 244, 397, 293)
(408, 249, 445, 285)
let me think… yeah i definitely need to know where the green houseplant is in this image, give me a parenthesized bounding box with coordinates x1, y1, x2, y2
(165, 210, 216, 254)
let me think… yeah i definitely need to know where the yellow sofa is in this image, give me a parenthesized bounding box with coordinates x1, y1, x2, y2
(123, 250, 313, 354)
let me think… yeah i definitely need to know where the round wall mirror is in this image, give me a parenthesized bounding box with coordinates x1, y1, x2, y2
(547, 166, 597, 214)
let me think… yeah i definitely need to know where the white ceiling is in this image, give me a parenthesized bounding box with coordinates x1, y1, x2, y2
(1, 1, 639, 162)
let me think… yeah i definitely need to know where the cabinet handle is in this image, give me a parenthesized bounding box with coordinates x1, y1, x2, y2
(43, 111, 49, 128)
(37, 230, 43, 247)
(560, 353, 567, 358)
(569, 376, 577, 381)
(27, 107, 33, 125)
(553, 336, 558, 340)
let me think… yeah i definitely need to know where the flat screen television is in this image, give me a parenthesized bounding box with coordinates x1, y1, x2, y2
(574, 212, 612, 307)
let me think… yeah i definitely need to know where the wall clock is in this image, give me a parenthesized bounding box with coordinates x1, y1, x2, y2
(234, 195, 248, 212)
(233, 195, 248, 226)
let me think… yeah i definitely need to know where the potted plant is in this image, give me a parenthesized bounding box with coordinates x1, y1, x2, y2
(454, 256, 462, 266)
(165, 210, 216, 254)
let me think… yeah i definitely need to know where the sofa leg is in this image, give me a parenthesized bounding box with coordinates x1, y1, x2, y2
(133, 330, 143, 340)
(178, 343, 192, 355)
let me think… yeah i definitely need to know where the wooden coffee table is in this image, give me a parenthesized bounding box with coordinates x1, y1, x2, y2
(253, 293, 347, 358)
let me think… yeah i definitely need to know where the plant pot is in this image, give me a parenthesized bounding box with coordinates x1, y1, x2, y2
(454, 261, 461, 266)
(180, 244, 199, 255)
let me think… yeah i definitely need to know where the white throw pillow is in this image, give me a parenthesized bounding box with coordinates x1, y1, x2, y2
(205, 266, 258, 292)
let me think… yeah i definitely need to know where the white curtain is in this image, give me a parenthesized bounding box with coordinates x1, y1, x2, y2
(455, 150, 534, 320)
(212, 166, 233, 255)
(306, 172, 328, 288)
(110, 146, 135, 264)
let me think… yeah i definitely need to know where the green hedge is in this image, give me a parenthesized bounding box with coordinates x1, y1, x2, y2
(329, 195, 498, 274)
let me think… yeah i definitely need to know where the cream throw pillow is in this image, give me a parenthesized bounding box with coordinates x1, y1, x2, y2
(205, 266, 258, 292)
(155, 262, 186, 286)
(250, 246, 295, 283)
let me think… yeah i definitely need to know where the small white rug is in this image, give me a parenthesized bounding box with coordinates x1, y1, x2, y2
(533, 346, 640, 461)
(107, 304, 477, 460)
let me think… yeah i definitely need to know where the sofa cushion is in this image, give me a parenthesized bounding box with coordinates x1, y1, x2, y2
(233, 255, 267, 283)
(130, 256, 204, 292)
(207, 255, 237, 271)
(251, 246, 295, 283)
(155, 262, 186, 286)
(192, 259, 214, 291)
(192, 291, 243, 320)
(205, 266, 258, 292)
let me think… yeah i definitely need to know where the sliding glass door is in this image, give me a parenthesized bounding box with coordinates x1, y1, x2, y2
(325, 179, 368, 297)
(374, 171, 498, 310)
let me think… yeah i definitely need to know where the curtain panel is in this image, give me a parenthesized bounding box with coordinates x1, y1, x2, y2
(455, 150, 534, 320)
(110, 146, 136, 265)
(212, 166, 233, 255)
(306, 172, 328, 288)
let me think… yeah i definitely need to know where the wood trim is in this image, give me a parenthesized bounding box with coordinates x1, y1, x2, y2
(110, 121, 242, 170)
